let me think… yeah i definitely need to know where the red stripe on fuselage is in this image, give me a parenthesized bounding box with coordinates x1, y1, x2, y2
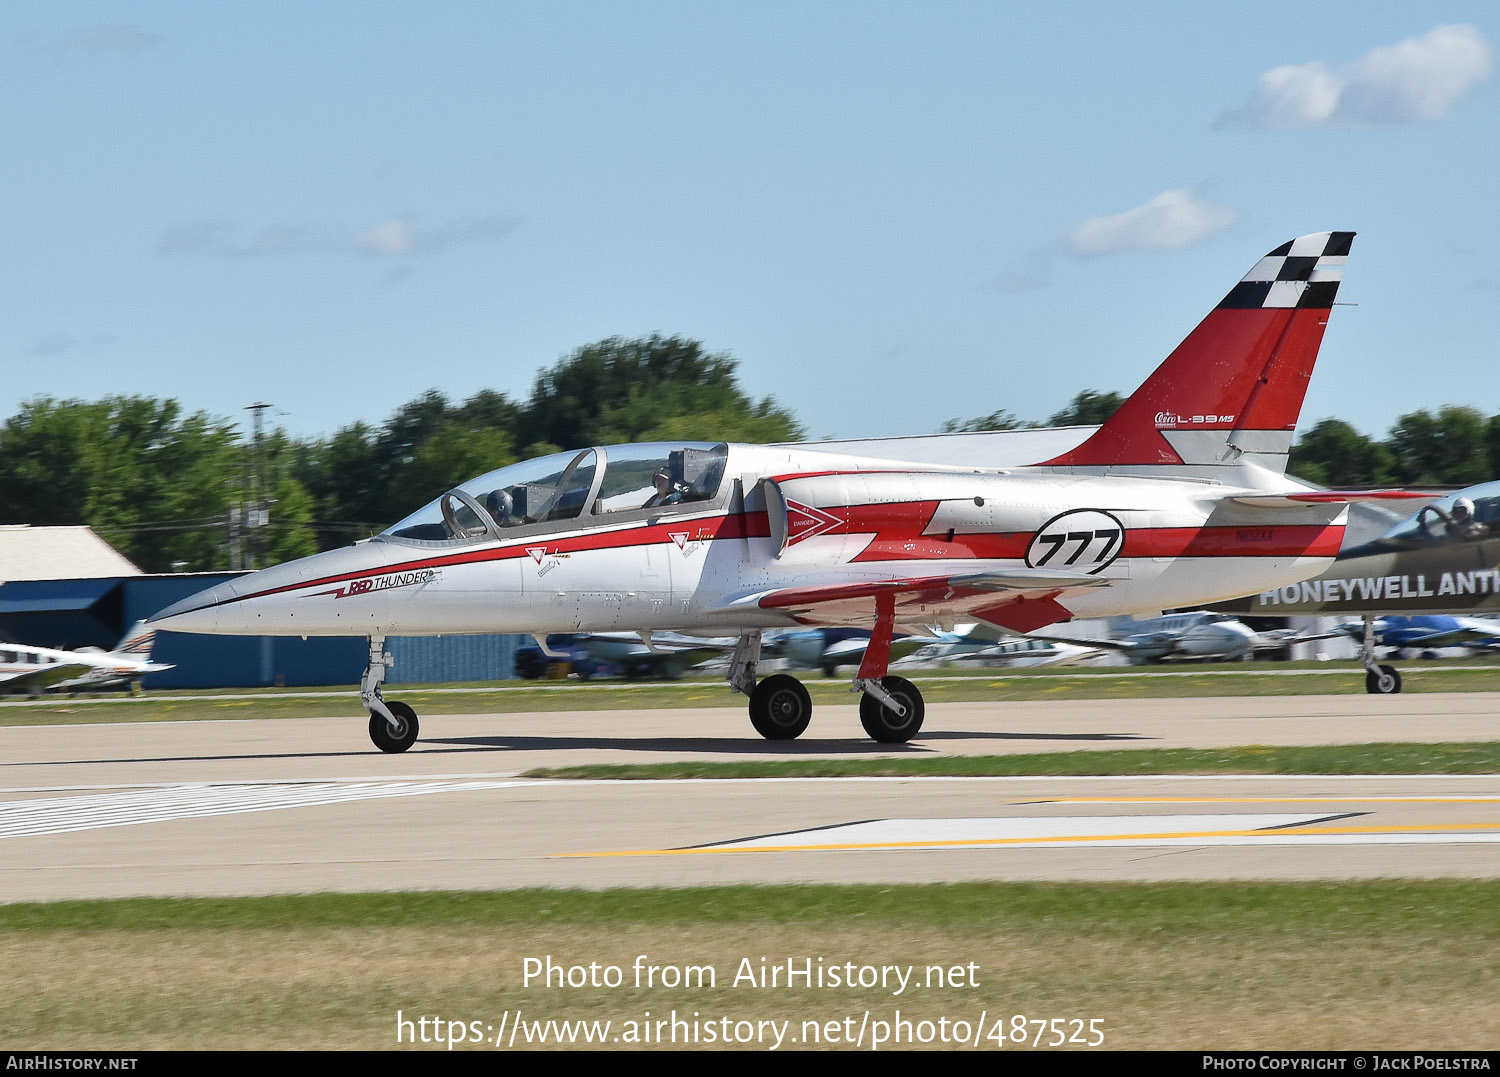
(215, 504, 1342, 613)
(227, 511, 773, 607)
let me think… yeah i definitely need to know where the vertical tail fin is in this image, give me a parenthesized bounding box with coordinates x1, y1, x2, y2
(112, 621, 158, 659)
(1039, 231, 1354, 471)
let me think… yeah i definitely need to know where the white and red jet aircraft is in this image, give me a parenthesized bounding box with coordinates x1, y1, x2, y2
(150, 230, 1424, 752)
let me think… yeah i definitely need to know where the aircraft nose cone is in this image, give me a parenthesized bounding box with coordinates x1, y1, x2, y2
(149, 582, 238, 633)
(146, 541, 420, 636)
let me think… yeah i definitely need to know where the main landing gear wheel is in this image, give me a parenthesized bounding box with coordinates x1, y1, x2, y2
(748, 674, 813, 740)
(859, 676, 924, 743)
(1365, 665, 1403, 695)
(369, 701, 420, 753)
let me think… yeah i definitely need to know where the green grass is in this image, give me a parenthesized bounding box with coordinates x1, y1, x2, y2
(5, 883, 1499, 1049)
(4, 880, 1498, 933)
(523, 741, 1500, 780)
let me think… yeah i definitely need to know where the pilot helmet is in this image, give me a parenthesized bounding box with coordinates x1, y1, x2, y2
(1453, 497, 1475, 521)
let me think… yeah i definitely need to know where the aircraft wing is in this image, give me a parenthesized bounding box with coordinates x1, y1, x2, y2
(0, 663, 94, 694)
(572, 632, 733, 675)
(819, 634, 937, 665)
(722, 568, 1111, 634)
(1251, 627, 1345, 653)
(1398, 624, 1500, 648)
(1005, 630, 1177, 659)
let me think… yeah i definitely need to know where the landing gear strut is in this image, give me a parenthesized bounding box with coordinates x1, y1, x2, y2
(1359, 615, 1402, 695)
(856, 675, 925, 743)
(849, 593, 925, 743)
(362, 635, 420, 752)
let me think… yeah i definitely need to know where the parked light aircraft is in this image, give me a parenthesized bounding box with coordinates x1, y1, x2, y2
(780, 627, 947, 676)
(519, 631, 735, 680)
(0, 622, 173, 695)
(783, 623, 1098, 674)
(1336, 614, 1500, 653)
(905, 632, 1103, 669)
(1025, 610, 1336, 664)
(150, 230, 1427, 752)
(1213, 481, 1500, 692)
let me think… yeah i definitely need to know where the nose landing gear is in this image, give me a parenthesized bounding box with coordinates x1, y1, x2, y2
(362, 635, 420, 752)
(1358, 616, 1403, 695)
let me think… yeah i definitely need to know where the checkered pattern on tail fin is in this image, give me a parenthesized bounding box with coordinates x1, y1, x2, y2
(1218, 231, 1353, 310)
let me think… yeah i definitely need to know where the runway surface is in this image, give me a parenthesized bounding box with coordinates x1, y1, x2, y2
(3, 692, 1499, 901)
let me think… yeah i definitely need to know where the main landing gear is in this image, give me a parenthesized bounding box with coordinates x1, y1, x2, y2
(1358, 615, 1403, 695)
(729, 599, 927, 744)
(362, 636, 420, 753)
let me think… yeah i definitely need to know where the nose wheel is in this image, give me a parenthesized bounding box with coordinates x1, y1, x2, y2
(361, 635, 421, 753)
(369, 701, 420, 753)
(1365, 664, 1402, 695)
(1357, 616, 1403, 695)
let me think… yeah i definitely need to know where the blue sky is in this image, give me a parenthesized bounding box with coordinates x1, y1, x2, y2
(4, 3, 1497, 445)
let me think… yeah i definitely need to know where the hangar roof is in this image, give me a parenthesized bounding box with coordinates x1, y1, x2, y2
(0, 525, 142, 582)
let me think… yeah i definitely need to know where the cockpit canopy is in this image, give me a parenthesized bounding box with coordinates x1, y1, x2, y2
(381, 442, 730, 544)
(1376, 480, 1500, 549)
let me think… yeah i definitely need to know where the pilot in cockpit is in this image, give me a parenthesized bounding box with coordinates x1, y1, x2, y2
(642, 467, 682, 509)
(485, 489, 515, 527)
(1448, 497, 1488, 540)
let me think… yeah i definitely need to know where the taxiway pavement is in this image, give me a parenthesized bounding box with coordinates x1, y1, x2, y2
(2, 693, 1498, 901)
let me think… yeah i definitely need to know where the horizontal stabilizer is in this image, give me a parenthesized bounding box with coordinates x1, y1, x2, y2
(1231, 490, 1432, 509)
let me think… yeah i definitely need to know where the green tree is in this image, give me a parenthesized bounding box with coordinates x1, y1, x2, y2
(0, 397, 243, 571)
(1386, 406, 1490, 485)
(1047, 390, 1124, 427)
(293, 391, 521, 548)
(939, 409, 1028, 433)
(516, 335, 801, 449)
(1288, 419, 1396, 487)
(939, 390, 1124, 433)
(262, 475, 320, 565)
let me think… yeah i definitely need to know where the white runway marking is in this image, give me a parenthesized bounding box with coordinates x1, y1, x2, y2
(0, 779, 526, 839)
(708, 814, 1330, 849)
(673, 813, 1500, 854)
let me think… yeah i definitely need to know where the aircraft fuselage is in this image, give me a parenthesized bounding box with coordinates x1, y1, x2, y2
(153, 443, 1346, 641)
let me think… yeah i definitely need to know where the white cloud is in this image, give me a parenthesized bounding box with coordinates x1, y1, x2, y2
(1223, 24, 1493, 128)
(352, 218, 416, 257)
(1066, 190, 1240, 256)
(350, 216, 516, 256)
(63, 25, 161, 54)
(158, 215, 517, 259)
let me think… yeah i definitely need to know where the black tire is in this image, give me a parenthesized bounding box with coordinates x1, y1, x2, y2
(858, 676, 925, 743)
(369, 701, 420, 753)
(1365, 664, 1402, 695)
(748, 674, 813, 740)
